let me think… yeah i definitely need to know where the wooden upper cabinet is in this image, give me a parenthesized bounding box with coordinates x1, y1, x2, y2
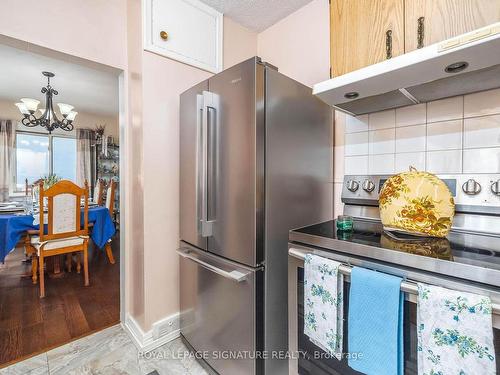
(330, 0, 404, 77)
(405, 0, 500, 52)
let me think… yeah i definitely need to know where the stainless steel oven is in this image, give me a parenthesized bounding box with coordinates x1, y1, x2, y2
(288, 245, 500, 375)
(288, 173, 500, 374)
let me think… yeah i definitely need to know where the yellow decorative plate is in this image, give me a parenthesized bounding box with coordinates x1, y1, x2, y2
(379, 168, 455, 238)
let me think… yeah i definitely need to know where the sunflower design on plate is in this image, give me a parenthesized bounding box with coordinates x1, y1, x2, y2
(379, 167, 455, 237)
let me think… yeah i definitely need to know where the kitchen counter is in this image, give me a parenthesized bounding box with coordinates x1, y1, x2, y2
(289, 219, 500, 289)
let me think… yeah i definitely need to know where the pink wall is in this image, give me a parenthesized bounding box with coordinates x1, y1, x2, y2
(257, 0, 330, 88)
(0, 0, 127, 70)
(125, 0, 146, 327)
(141, 52, 211, 327)
(223, 18, 258, 69)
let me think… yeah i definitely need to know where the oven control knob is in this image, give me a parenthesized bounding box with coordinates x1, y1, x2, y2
(362, 179, 375, 193)
(462, 179, 481, 195)
(491, 180, 500, 196)
(346, 180, 359, 192)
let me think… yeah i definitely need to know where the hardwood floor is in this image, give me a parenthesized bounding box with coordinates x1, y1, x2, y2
(0, 234, 120, 367)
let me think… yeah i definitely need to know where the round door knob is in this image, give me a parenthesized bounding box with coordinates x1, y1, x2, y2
(491, 180, 500, 196)
(346, 180, 359, 192)
(160, 31, 169, 40)
(462, 179, 481, 195)
(362, 179, 375, 193)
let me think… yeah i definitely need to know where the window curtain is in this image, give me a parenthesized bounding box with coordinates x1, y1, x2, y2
(76, 129, 93, 188)
(0, 120, 14, 201)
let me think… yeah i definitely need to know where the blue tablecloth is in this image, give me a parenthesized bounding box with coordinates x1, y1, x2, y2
(0, 206, 115, 262)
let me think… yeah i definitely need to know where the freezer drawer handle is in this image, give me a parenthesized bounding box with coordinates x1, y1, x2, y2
(177, 248, 250, 282)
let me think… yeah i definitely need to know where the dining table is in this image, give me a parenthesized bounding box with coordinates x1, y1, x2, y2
(0, 206, 116, 263)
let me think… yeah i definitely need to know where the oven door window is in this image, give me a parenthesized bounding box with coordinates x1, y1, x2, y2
(297, 267, 500, 374)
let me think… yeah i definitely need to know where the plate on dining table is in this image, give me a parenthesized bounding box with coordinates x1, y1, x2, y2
(0, 201, 21, 207)
(0, 206, 25, 213)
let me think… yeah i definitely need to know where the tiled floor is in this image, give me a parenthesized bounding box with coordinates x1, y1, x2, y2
(0, 325, 208, 374)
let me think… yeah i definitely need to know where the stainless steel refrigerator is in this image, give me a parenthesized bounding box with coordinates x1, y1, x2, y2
(179, 57, 332, 375)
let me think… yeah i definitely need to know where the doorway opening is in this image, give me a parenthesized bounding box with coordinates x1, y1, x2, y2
(0, 40, 122, 367)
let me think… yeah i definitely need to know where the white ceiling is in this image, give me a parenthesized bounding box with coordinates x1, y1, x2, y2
(199, 0, 314, 32)
(0, 44, 119, 116)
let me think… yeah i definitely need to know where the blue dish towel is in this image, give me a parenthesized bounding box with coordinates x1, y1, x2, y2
(348, 267, 404, 375)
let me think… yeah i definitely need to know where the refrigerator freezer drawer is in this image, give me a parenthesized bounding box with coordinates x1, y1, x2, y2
(179, 242, 263, 374)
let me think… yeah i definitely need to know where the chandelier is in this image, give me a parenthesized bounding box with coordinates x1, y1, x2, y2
(15, 71, 77, 134)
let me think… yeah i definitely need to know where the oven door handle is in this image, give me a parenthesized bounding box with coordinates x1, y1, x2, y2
(289, 247, 308, 260)
(288, 247, 500, 318)
(177, 248, 250, 283)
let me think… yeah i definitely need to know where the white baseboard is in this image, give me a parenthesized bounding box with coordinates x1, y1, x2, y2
(123, 312, 180, 353)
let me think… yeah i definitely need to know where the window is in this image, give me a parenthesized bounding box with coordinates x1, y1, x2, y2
(53, 137, 77, 181)
(14, 132, 77, 192)
(15, 133, 49, 191)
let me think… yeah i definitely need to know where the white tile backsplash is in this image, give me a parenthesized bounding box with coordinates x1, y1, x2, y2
(344, 155, 368, 175)
(369, 154, 395, 174)
(427, 120, 463, 151)
(464, 88, 500, 118)
(369, 128, 395, 155)
(396, 103, 426, 127)
(368, 109, 395, 130)
(334, 144, 345, 182)
(395, 124, 426, 153)
(345, 132, 369, 156)
(333, 182, 344, 216)
(395, 152, 426, 172)
(342, 92, 500, 177)
(464, 115, 500, 149)
(463, 148, 500, 173)
(427, 96, 463, 123)
(426, 150, 462, 174)
(345, 114, 369, 133)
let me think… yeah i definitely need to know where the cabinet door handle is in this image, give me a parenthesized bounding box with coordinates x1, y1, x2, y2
(417, 17, 425, 49)
(386, 29, 393, 59)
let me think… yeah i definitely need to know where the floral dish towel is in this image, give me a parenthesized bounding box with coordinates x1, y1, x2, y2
(304, 254, 343, 359)
(417, 283, 496, 375)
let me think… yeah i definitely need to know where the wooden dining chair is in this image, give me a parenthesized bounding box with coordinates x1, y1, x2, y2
(94, 178, 105, 206)
(24, 178, 40, 280)
(31, 180, 90, 298)
(104, 179, 116, 264)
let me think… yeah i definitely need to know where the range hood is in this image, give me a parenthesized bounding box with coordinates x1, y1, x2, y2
(313, 23, 500, 115)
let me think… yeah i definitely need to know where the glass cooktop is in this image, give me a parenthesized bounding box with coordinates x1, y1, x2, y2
(293, 220, 500, 272)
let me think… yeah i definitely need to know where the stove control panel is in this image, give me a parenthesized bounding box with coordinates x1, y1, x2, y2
(342, 174, 500, 214)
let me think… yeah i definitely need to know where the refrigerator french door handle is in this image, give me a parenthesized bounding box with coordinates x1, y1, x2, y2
(177, 248, 251, 282)
(196, 94, 204, 236)
(206, 97, 218, 224)
(200, 91, 216, 237)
